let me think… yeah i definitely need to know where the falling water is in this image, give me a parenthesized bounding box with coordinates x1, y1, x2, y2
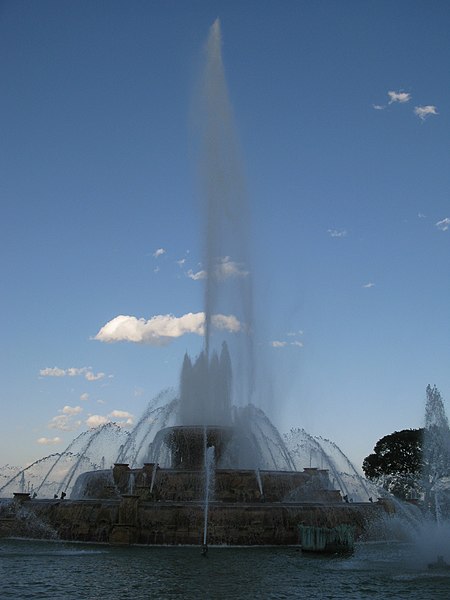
(203, 444, 215, 546)
(255, 468, 263, 497)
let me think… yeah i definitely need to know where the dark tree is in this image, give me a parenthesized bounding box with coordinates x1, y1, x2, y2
(362, 429, 423, 499)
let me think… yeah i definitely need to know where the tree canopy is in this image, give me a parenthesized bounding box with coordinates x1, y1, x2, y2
(362, 429, 423, 499)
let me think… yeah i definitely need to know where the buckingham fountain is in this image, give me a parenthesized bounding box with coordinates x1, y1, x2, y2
(0, 20, 429, 549)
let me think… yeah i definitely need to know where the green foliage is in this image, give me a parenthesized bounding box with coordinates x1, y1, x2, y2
(362, 429, 423, 500)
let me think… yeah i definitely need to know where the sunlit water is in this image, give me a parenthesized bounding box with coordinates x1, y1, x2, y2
(1, 539, 450, 599)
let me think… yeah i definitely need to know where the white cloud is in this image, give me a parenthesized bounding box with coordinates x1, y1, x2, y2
(94, 312, 242, 345)
(215, 256, 249, 280)
(187, 268, 207, 280)
(40, 367, 66, 377)
(210, 314, 241, 332)
(40, 367, 106, 381)
(287, 330, 304, 337)
(271, 341, 287, 348)
(85, 410, 134, 429)
(48, 414, 82, 432)
(80, 392, 89, 401)
(388, 91, 411, 104)
(291, 341, 304, 347)
(86, 415, 109, 428)
(186, 257, 249, 282)
(109, 410, 134, 427)
(327, 229, 347, 238)
(37, 436, 62, 445)
(154, 266, 160, 274)
(362, 282, 375, 288)
(418, 213, 427, 219)
(436, 218, 450, 231)
(153, 248, 166, 258)
(85, 371, 105, 382)
(372, 104, 385, 110)
(176, 258, 186, 267)
(62, 405, 83, 416)
(414, 105, 438, 121)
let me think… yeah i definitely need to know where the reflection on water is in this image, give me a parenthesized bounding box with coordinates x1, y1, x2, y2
(0, 539, 449, 599)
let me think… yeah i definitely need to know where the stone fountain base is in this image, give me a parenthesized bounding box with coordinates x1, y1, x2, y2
(0, 463, 388, 546)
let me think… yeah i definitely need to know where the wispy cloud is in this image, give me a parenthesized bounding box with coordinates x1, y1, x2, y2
(176, 258, 186, 267)
(418, 212, 427, 219)
(94, 312, 242, 345)
(40, 367, 105, 382)
(186, 257, 249, 282)
(48, 415, 82, 432)
(271, 340, 303, 349)
(153, 248, 166, 258)
(372, 104, 386, 110)
(80, 393, 89, 401)
(362, 282, 375, 288)
(327, 229, 347, 238)
(388, 91, 411, 104)
(215, 257, 249, 280)
(414, 105, 438, 121)
(187, 268, 207, 281)
(271, 341, 287, 348)
(37, 436, 62, 445)
(436, 218, 450, 231)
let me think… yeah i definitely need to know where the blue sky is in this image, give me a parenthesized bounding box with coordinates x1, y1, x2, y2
(1, 0, 449, 469)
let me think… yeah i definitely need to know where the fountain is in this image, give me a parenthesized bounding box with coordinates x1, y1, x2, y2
(414, 385, 450, 567)
(0, 20, 385, 546)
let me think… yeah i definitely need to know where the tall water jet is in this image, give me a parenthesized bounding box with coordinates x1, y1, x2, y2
(195, 18, 254, 409)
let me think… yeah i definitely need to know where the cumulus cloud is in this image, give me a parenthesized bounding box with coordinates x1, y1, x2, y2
(80, 393, 89, 401)
(153, 248, 166, 258)
(362, 282, 375, 288)
(86, 410, 134, 429)
(187, 268, 207, 281)
(388, 91, 411, 104)
(327, 229, 347, 238)
(86, 415, 109, 428)
(62, 405, 83, 416)
(40, 367, 105, 382)
(109, 410, 134, 427)
(414, 105, 438, 121)
(436, 218, 450, 231)
(37, 436, 62, 445)
(94, 312, 242, 345)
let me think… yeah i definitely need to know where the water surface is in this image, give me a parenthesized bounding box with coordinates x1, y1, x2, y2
(1, 539, 449, 599)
